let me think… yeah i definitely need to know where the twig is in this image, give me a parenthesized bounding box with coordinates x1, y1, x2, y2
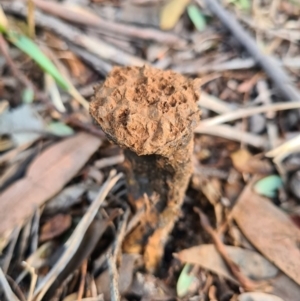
(1, 226, 20, 273)
(94, 155, 125, 169)
(21, 261, 37, 301)
(69, 44, 112, 76)
(5, 275, 26, 301)
(194, 208, 257, 291)
(107, 253, 120, 301)
(24, 0, 186, 47)
(33, 171, 123, 301)
(29, 208, 40, 254)
(197, 101, 300, 128)
(198, 92, 232, 114)
(195, 124, 266, 148)
(174, 57, 300, 74)
(0, 268, 20, 301)
(77, 260, 88, 301)
(266, 134, 300, 179)
(64, 115, 106, 139)
(201, 0, 300, 102)
(108, 210, 130, 301)
(257, 80, 278, 150)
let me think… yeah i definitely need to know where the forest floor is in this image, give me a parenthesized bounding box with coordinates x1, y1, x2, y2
(1, 0, 300, 300)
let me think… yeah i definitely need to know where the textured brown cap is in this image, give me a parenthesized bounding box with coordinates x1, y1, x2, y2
(90, 66, 200, 156)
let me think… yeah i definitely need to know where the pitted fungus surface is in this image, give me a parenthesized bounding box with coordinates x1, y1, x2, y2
(90, 66, 200, 156)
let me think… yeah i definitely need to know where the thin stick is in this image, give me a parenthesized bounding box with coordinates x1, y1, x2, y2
(108, 210, 130, 301)
(34, 171, 123, 301)
(1, 226, 20, 273)
(107, 253, 120, 301)
(5, 275, 26, 301)
(197, 101, 300, 128)
(201, 0, 300, 102)
(21, 261, 37, 301)
(77, 259, 88, 301)
(24, 0, 186, 46)
(0, 268, 20, 301)
(194, 124, 266, 148)
(194, 208, 257, 291)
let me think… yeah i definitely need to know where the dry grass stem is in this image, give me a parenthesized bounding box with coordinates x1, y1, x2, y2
(198, 102, 300, 128)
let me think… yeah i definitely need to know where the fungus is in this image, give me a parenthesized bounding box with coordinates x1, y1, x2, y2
(90, 65, 200, 271)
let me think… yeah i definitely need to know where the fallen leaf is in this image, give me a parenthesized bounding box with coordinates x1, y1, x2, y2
(238, 292, 284, 301)
(176, 264, 199, 297)
(160, 0, 190, 30)
(270, 272, 300, 301)
(22, 87, 35, 104)
(176, 244, 278, 284)
(0, 132, 102, 237)
(39, 214, 72, 242)
(232, 178, 300, 286)
(187, 4, 206, 32)
(0, 6, 8, 32)
(253, 175, 283, 198)
(47, 121, 74, 137)
(0, 104, 44, 146)
(231, 149, 272, 175)
(44, 183, 87, 214)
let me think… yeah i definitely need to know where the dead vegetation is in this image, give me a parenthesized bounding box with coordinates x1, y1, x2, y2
(1, 0, 300, 301)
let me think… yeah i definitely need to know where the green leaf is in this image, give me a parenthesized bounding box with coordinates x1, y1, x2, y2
(228, 0, 251, 11)
(238, 0, 251, 10)
(47, 122, 74, 137)
(254, 175, 283, 198)
(22, 88, 35, 103)
(7, 32, 70, 90)
(176, 264, 197, 298)
(187, 5, 206, 31)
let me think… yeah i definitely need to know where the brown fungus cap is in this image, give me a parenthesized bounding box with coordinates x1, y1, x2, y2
(90, 66, 200, 157)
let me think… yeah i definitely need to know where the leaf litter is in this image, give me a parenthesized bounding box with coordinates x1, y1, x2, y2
(1, 0, 300, 300)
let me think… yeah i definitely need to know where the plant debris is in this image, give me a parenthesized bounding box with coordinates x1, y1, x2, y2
(1, 0, 300, 300)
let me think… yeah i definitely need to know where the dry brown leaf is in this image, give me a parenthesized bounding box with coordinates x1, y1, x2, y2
(270, 273, 300, 301)
(176, 244, 278, 284)
(0, 132, 101, 237)
(231, 149, 272, 175)
(232, 178, 300, 286)
(39, 214, 72, 242)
